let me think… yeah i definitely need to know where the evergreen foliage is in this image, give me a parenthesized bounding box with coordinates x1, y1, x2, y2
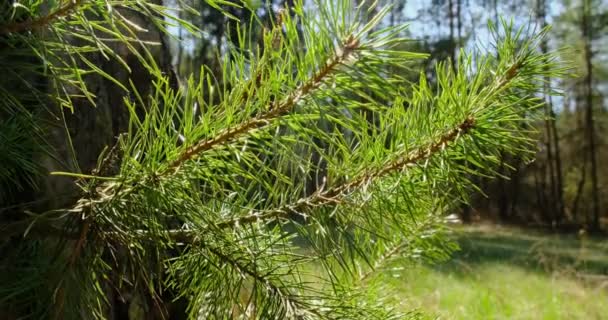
(0, 0, 566, 318)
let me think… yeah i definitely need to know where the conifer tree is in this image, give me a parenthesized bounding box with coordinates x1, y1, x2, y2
(0, 0, 566, 318)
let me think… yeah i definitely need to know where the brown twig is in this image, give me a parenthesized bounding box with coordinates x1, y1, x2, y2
(1, 0, 83, 35)
(496, 58, 523, 90)
(67, 219, 91, 266)
(54, 204, 92, 319)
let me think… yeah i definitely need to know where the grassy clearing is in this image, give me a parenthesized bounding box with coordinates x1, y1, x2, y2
(374, 225, 608, 319)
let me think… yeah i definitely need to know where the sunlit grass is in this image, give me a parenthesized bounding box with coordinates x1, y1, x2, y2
(372, 225, 608, 319)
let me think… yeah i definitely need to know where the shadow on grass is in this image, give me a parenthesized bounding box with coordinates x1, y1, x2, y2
(433, 226, 608, 278)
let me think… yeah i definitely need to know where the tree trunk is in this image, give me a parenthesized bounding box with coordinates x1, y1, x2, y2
(448, 0, 455, 64)
(493, 0, 498, 26)
(536, 0, 564, 226)
(176, 2, 183, 74)
(497, 159, 510, 221)
(457, 0, 462, 47)
(549, 93, 565, 224)
(582, 0, 600, 231)
(572, 153, 587, 224)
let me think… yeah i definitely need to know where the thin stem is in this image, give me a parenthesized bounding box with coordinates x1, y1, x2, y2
(0, 0, 83, 35)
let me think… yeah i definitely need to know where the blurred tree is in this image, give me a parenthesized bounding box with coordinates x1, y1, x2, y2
(419, 0, 608, 231)
(535, 0, 565, 225)
(549, 0, 608, 230)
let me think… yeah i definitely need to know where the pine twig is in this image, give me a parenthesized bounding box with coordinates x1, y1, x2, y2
(20, 116, 476, 242)
(165, 35, 361, 171)
(0, 0, 84, 35)
(4, 34, 363, 243)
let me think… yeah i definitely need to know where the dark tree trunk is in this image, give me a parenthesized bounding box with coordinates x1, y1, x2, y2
(572, 153, 587, 226)
(536, 0, 565, 226)
(448, 0, 455, 64)
(582, 0, 600, 231)
(497, 165, 510, 221)
(457, 0, 462, 47)
(510, 163, 521, 219)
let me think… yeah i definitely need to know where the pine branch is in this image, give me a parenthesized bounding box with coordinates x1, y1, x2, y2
(3, 53, 525, 243)
(215, 116, 476, 229)
(4, 85, 495, 244)
(165, 35, 361, 171)
(205, 54, 526, 232)
(35, 33, 361, 237)
(0, 0, 84, 35)
(1, 33, 366, 243)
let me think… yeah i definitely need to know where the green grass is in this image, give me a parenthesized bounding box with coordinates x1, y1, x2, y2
(374, 225, 608, 319)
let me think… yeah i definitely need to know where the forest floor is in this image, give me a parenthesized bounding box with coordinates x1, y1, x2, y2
(376, 224, 608, 319)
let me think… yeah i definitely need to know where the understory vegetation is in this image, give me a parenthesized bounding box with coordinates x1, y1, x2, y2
(378, 226, 608, 319)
